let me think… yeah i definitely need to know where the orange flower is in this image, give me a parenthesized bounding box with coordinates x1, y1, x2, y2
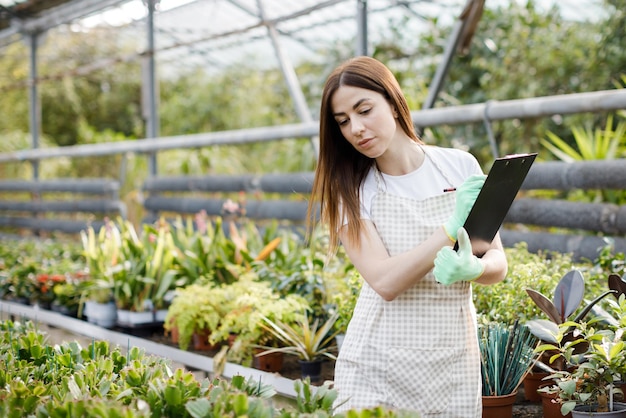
(51, 274, 65, 283)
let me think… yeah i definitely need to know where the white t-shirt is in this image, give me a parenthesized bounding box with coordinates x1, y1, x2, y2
(359, 146, 483, 220)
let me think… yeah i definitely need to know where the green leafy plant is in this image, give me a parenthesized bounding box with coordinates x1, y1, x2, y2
(525, 270, 625, 372)
(163, 283, 228, 351)
(0, 318, 421, 417)
(478, 320, 539, 397)
(541, 114, 626, 163)
(536, 303, 626, 415)
(540, 113, 626, 204)
(473, 242, 588, 325)
(207, 275, 309, 364)
(257, 310, 340, 362)
(328, 268, 362, 335)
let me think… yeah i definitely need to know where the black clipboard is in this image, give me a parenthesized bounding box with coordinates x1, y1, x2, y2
(453, 153, 538, 254)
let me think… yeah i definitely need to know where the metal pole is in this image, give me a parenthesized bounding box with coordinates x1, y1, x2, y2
(356, 0, 368, 56)
(27, 32, 40, 179)
(258, 0, 318, 157)
(144, 0, 159, 176)
(421, 19, 464, 111)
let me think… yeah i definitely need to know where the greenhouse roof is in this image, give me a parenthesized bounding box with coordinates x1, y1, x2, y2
(0, 0, 469, 70)
(0, 0, 605, 74)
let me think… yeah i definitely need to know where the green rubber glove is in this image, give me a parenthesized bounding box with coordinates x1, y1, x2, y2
(434, 227, 484, 285)
(442, 174, 487, 241)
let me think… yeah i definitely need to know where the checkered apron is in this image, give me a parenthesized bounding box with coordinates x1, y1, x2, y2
(333, 169, 482, 417)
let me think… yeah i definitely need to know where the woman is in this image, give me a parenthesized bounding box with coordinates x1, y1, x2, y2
(308, 56, 507, 417)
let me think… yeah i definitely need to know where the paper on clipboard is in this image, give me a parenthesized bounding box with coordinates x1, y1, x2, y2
(453, 152, 538, 255)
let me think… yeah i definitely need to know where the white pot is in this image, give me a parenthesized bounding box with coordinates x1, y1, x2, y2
(87, 301, 117, 328)
(84, 300, 96, 323)
(126, 311, 154, 325)
(154, 309, 168, 322)
(116, 309, 131, 324)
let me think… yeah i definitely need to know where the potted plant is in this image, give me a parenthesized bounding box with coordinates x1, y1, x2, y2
(141, 220, 179, 322)
(80, 222, 119, 327)
(50, 277, 83, 317)
(524, 269, 624, 410)
(478, 320, 539, 418)
(256, 310, 340, 382)
(535, 306, 626, 417)
(163, 283, 226, 351)
(206, 275, 309, 368)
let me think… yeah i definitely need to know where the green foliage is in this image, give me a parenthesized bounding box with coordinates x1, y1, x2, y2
(407, 0, 626, 159)
(540, 113, 626, 204)
(536, 296, 626, 415)
(474, 242, 590, 324)
(257, 310, 340, 362)
(2, 0, 626, 180)
(255, 226, 353, 319)
(479, 321, 539, 396)
(163, 283, 225, 351)
(0, 320, 412, 417)
(328, 269, 362, 334)
(541, 114, 626, 162)
(209, 277, 309, 363)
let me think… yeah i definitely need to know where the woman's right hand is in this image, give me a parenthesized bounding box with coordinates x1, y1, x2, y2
(442, 174, 486, 241)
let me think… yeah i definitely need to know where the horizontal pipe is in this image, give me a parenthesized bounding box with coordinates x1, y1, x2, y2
(522, 160, 626, 190)
(144, 197, 309, 221)
(1, 89, 625, 163)
(0, 199, 125, 214)
(0, 179, 120, 194)
(413, 89, 626, 127)
(500, 229, 626, 262)
(0, 217, 106, 234)
(507, 198, 626, 235)
(0, 123, 319, 163)
(143, 172, 314, 194)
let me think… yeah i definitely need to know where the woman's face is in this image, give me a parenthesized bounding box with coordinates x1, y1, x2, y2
(331, 85, 399, 159)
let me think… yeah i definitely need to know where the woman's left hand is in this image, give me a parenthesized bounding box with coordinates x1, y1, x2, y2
(433, 227, 484, 285)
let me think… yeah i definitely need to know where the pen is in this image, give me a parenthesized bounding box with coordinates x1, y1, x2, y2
(443, 188, 456, 193)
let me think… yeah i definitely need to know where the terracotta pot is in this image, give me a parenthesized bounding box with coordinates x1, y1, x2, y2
(523, 371, 551, 402)
(192, 329, 218, 351)
(169, 326, 179, 344)
(539, 390, 572, 418)
(482, 391, 517, 418)
(252, 349, 283, 373)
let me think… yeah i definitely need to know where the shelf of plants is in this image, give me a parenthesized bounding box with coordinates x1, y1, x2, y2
(0, 299, 299, 398)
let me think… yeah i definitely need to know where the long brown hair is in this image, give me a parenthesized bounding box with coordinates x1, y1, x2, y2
(307, 56, 422, 252)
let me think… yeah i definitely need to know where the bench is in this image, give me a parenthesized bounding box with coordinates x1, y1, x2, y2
(0, 178, 127, 235)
